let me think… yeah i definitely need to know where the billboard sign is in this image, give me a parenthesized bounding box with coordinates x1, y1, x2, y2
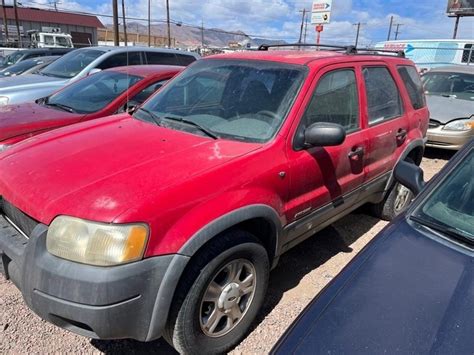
(311, 12, 331, 24)
(446, 0, 474, 16)
(311, 0, 332, 24)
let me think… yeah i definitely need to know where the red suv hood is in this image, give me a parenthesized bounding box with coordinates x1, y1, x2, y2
(0, 115, 260, 224)
(0, 102, 83, 142)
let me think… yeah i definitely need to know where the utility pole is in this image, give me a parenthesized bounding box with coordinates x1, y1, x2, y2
(394, 23, 403, 40)
(121, 0, 128, 46)
(298, 9, 306, 43)
(303, 15, 309, 44)
(201, 19, 204, 51)
(147, 0, 151, 46)
(13, 0, 21, 47)
(166, 0, 171, 47)
(112, 0, 119, 46)
(50, 0, 61, 11)
(453, 15, 460, 39)
(387, 15, 393, 41)
(353, 22, 362, 47)
(1, 0, 9, 44)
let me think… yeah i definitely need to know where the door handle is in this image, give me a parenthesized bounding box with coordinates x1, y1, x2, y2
(396, 129, 407, 140)
(348, 146, 364, 160)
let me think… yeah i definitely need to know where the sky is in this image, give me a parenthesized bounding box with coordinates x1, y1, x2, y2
(13, 0, 474, 45)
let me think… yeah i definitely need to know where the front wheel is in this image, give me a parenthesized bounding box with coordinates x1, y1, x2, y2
(165, 231, 269, 354)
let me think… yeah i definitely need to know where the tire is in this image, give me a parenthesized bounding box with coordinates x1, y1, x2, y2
(164, 230, 270, 355)
(372, 158, 415, 221)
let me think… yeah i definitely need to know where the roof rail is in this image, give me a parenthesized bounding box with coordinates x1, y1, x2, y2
(257, 43, 405, 57)
(258, 43, 356, 54)
(357, 48, 405, 58)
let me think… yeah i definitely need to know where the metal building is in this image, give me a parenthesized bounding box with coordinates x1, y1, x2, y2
(0, 6, 104, 47)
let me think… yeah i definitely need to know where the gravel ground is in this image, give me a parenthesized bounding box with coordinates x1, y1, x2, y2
(0, 148, 453, 354)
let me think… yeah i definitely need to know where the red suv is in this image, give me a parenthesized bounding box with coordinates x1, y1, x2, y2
(0, 45, 428, 354)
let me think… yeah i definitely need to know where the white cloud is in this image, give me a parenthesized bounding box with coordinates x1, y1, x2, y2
(17, 0, 474, 43)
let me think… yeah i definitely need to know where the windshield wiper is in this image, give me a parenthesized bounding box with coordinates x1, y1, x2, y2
(410, 215, 474, 246)
(45, 102, 76, 113)
(136, 107, 162, 126)
(162, 115, 219, 140)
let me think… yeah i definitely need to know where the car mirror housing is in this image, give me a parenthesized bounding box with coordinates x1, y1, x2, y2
(304, 122, 346, 148)
(394, 160, 425, 196)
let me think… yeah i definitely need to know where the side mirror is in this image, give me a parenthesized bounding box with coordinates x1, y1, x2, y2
(88, 68, 102, 76)
(123, 100, 139, 114)
(394, 160, 425, 196)
(304, 122, 346, 147)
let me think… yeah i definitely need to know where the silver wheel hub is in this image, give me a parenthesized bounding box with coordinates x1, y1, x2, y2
(200, 259, 256, 338)
(219, 282, 241, 310)
(394, 184, 412, 213)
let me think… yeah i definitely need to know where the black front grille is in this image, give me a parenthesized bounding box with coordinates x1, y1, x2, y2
(0, 198, 39, 237)
(429, 119, 441, 129)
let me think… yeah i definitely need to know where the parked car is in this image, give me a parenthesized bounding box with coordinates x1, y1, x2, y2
(0, 45, 428, 354)
(422, 66, 474, 150)
(0, 55, 59, 77)
(0, 65, 183, 148)
(0, 46, 199, 106)
(0, 47, 72, 69)
(272, 138, 473, 355)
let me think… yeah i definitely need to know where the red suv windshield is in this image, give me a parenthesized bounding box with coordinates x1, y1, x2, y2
(135, 59, 307, 142)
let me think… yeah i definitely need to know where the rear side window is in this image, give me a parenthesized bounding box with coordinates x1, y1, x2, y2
(146, 52, 179, 65)
(302, 69, 359, 132)
(397, 66, 425, 110)
(363, 66, 403, 125)
(98, 52, 142, 69)
(177, 54, 196, 66)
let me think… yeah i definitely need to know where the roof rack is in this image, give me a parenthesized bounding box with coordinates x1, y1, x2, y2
(258, 43, 357, 54)
(257, 43, 405, 57)
(356, 48, 405, 57)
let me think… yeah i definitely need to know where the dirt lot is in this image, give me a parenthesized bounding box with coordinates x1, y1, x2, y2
(0, 148, 453, 354)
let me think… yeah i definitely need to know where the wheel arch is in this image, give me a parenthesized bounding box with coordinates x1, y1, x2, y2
(178, 204, 283, 263)
(145, 204, 283, 341)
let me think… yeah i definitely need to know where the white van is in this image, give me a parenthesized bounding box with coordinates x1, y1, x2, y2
(375, 39, 474, 69)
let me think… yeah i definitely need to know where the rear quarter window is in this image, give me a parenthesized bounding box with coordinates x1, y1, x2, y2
(363, 66, 403, 125)
(177, 54, 197, 66)
(397, 65, 426, 110)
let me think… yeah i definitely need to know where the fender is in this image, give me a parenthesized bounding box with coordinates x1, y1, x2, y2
(385, 137, 426, 191)
(145, 253, 190, 341)
(178, 204, 284, 258)
(145, 204, 284, 340)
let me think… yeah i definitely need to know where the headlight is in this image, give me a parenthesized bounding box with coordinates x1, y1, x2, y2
(0, 144, 9, 152)
(443, 118, 474, 131)
(0, 96, 9, 106)
(47, 216, 149, 266)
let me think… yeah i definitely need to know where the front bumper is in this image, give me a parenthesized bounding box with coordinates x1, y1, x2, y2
(0, 214, 188, 341)
(426, 126, 473, 150)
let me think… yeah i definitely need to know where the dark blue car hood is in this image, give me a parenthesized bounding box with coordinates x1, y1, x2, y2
(274, 218, 474, 354)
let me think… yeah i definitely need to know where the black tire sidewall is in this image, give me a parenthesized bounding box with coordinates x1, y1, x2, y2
(171, 237, 269, 354)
